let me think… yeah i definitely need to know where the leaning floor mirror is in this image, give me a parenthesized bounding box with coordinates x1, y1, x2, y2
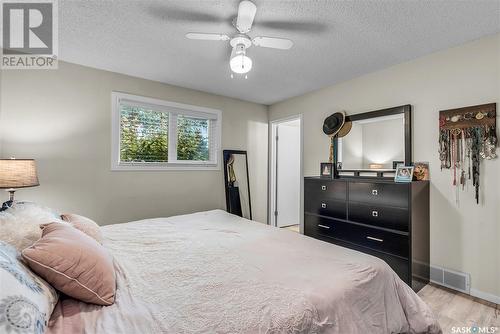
(223, 150, 252, 220)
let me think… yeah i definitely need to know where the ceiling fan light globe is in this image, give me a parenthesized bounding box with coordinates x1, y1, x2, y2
(230, 54, 252, 74)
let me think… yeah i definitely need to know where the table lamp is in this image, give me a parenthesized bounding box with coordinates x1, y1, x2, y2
(0, 159, 39, 211)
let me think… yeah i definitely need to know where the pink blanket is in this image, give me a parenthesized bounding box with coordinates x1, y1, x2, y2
(48, 210, 441, 334)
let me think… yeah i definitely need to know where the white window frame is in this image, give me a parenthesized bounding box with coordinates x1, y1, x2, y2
(111, 92, 222, 171)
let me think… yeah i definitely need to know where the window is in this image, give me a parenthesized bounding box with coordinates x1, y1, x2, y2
(112, 92, 221, 170)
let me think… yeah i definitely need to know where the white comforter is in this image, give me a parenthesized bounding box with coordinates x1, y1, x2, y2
(48, 210, 441, 334)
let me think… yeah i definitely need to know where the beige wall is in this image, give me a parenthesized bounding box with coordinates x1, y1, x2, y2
(269, 34, 500, 299)
(0, 61, 269, 224)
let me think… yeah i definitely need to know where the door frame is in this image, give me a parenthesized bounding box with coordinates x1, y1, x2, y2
(268, 114, 304, 233)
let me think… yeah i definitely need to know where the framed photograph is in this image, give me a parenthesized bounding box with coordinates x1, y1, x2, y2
(395, 165, 414, 183)
(413, 162, 430, 181)
(392, 160, 405, 169)
(320, 162, 333, 178)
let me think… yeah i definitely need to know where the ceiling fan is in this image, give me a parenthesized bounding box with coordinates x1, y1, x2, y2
(185, 0, 294, 77)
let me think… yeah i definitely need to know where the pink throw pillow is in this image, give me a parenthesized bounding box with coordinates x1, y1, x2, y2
(60, 213, 104, 244)
(22, 223, 116, 306)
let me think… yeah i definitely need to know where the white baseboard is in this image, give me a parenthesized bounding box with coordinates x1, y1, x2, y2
(429, 281, 500, 305)
(470, 288, 500, 305)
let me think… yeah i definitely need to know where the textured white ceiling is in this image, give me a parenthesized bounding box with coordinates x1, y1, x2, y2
(58, 0, 500, 105)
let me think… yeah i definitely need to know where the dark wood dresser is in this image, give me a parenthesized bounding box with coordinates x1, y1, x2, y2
(304, 177, 430, 292)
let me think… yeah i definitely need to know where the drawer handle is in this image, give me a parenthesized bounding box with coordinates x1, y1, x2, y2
(372, 189, 378, 196)
(366, 236, 383, 242)
(372, 210, 378, 217)
(321, 185, 327, 191)
(318, 224, 330, 229)
(321, 203, 327, 209)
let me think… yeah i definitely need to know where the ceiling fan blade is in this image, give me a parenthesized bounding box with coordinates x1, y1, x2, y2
(185, 33, 230, 41)
(147, 6, 226, 24)
(236, 0, 257, 33)
(258, 20, 327, 33)
(252, 37, 293, 50)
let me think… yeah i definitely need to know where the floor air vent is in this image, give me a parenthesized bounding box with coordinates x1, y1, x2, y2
(430, 265, 470, 293)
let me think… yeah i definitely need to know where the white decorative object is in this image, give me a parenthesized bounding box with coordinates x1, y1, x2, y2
(0, 203, 66, 252)
(0, 241, 58, 334)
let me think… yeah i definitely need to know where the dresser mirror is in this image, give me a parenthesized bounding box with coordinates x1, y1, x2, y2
(223, 150, 252, 220)
(338, 105, 412, 171)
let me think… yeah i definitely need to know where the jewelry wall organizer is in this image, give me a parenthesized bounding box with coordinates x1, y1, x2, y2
(439, 103, 497, 204)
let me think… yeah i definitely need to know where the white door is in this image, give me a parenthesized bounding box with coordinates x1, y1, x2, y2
(275, 119, 301, 227)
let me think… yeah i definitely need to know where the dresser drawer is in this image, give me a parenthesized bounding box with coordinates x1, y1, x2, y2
(356, 225, 409, 258)
(304, 214, 343, 239)
(305, 215, 409, 258)
(348, 202, 409, 231)
(305, 179, 347, 201)
(349, 182, 409, 208)
(305, 198, 346, 219)
(328, 238, 410, 284)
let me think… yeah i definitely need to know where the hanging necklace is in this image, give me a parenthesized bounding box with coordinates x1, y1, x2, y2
(466, 129, 472, 180)
(451, 129, 462, 186)
(439, 129, 452, 170)
(439, 129, 447, 170)
(471, 127, 482, 204)
(460, 129, 466, 190)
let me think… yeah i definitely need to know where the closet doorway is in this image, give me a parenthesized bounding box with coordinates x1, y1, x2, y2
(269, 115, 303, 232)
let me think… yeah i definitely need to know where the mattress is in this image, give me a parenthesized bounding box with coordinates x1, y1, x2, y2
(48, 210, 441, 334)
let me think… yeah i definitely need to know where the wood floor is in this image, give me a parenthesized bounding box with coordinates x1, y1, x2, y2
(418, 283, 499, 333)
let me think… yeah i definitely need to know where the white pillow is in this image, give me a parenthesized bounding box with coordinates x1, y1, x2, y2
(0, 241, 58, 334)
(0, 203, 67, 252)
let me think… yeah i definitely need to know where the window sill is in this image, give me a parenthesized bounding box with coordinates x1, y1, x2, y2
(111, 162, 220, 171)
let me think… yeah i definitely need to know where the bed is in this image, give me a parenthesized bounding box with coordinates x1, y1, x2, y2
(47, 210, 441, 334)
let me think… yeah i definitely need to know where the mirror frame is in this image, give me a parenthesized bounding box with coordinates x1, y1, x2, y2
(340, 104, 412, 170)
(223, 149, 252, 220)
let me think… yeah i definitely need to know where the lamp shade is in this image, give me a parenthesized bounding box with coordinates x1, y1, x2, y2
(0, 159, 39, 189)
